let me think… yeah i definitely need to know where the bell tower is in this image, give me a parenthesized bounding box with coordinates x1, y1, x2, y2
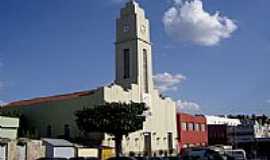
(115, 0, 154, 94)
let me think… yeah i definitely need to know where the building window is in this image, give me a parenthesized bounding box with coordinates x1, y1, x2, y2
(167, 132, 173, 153)
(195, 123, 200, 131)
(182, 144, 187, 148)
(47, 125, 52, 138)
(201, 124, 206, 132)
(123, 49, 130, 79)
(181, 122, 187, 131)
(64, 124, 70, 139)
(143, 49, 149, 93)
(188, 123, 194, 131)
(143, 132, 152, 156)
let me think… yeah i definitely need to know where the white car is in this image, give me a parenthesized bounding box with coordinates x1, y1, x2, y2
(224, 149, 247, 160)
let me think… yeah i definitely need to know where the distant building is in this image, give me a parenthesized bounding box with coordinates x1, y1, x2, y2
(208, 124, 229, 145)
(0, 116, 19, 139)
(228, 119, 270, 144)
(206, 115, 241, 146)
(205, 115, 241, 126)
(176, 113, 208, 152)
(207, 116, 270, 159)
(2, 1, 178, 155)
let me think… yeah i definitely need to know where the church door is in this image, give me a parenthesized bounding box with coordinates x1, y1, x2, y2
(143, 132, 152, 156)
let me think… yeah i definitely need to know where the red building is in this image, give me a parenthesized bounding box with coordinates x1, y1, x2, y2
(176, 113, 208, 152)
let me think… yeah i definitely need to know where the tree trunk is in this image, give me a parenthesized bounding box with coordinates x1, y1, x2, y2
(115, 134, 123, 157)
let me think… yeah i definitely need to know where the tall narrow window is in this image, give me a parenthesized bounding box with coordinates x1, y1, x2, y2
(47, 125, 52, 138)
(64, 124, 70, 139)
(123, 49, 130, 79)
(143, 49, 149, 93)
(143, 132, 152, 156)
(167, 132, 173, 154)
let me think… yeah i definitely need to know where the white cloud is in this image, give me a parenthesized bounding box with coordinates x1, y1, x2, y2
(163, 0, 237, 46)
(0, 100, 5, 106)
(266, 99, 270, 104)
(173, 0, 183, 5)
(154, 72, 186, 93)
(176, 100, 201, 113)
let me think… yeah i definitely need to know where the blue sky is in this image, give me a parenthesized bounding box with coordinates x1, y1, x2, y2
(0, 0, 269, 115)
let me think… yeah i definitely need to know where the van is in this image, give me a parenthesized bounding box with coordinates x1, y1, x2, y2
(224, 149, 247, 160)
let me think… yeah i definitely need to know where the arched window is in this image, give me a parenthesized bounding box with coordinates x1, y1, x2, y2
(123, 49, 130, 79)
(64, 124, 70, 139)
(47, 125, 52, 138)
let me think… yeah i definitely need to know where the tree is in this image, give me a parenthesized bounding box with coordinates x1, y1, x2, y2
(75, 102, 148, 157)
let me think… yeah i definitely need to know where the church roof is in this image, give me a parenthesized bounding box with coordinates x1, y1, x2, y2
(5, 89, 98, 107)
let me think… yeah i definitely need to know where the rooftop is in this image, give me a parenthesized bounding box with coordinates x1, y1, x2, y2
(4, 88, 99, 107)
(43, 138, 74, 147)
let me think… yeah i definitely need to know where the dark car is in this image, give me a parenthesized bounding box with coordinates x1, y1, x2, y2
(166, 155, 181, 160)
(107, 157, 137, 160)
(69, 158, 85, 160)
(69, 157, 100, 160)
(181, 148, 227, 160)
(85, 158, 101, 160)
(134, 157, 145, 160)
(37, 158, 68, 160)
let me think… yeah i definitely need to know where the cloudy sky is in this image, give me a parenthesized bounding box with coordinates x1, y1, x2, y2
(0, 0, 269, 115)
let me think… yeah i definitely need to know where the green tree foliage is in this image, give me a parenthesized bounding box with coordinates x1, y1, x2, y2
(75, 102, 148, 157)
(228, 114, 270, 125)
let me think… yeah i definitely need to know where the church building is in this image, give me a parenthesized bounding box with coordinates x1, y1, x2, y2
(2, 1, 178, 155)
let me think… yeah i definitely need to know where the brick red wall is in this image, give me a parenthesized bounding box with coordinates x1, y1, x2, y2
(176, 113, 208, 152)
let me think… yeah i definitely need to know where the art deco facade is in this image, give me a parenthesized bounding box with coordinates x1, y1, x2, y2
(3, 1, 178, 155)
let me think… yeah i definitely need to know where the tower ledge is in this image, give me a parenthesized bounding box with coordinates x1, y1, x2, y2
(120, 0, 145, 17)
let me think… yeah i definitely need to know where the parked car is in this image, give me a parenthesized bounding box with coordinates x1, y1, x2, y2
(107, 157, 137, 160)
(166, 155, 181, 160)
(37, 158, 68, 160)
(69, 158, 85, 160)
(224, 149, 247, 160)
(85, 158, 101, 160)
(135, 156, 179, 160)
(181, 148, 233, 160)
(69, 157, 100, 160)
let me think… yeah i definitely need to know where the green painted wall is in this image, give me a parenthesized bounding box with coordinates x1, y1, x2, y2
(2, 88, 104, 138)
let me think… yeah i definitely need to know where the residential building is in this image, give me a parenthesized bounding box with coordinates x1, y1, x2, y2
(206, 115, 241, 126)
(176, 113, 208, 152)
(2, 1, 178, 155)
(0, 116, 19, 139)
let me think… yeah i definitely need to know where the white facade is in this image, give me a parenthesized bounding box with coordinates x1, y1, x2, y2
(0, 116, 19, 139)
(2, 0, 178, 156)
(103, 1, 178, 154)
(206, 115, 241, 126)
